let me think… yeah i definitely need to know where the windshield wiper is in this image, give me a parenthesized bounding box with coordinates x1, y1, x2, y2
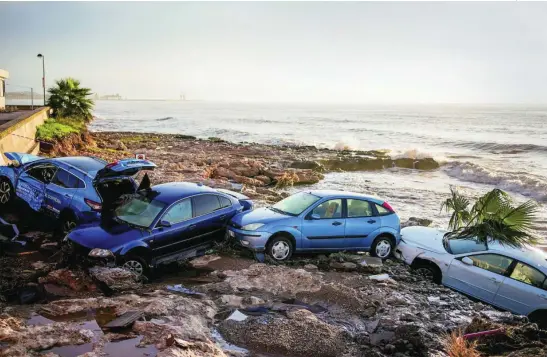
(269, 207, 296, 216)
(114, 216, 147, 230)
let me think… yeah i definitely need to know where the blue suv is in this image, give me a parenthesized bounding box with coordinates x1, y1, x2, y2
(0, 152, 155, 233)
(228, 190, 401, 261)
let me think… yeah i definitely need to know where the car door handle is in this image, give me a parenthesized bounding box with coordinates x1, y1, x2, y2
(489, 277, 501, 284)
(332, 221, 342, 226)
(188, 224, 197, 230)
(219, 215, 226, 220)
(367, 219, 376, 224)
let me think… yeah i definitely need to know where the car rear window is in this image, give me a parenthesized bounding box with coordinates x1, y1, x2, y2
(448, 238, 488, 255)
(193, 194, 221, 216)
(347, 199, 373, 217)
(375, 204, 391, 216)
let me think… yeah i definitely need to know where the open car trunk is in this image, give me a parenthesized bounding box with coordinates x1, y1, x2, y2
(93, 158, 156, 214)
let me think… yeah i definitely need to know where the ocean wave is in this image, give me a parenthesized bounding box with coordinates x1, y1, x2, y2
(444, 161, 547, 202)
(391, 149, 435, 160)
(448, 141, 547, 154)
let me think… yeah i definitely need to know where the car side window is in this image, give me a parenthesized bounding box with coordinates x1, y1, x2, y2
(375, 204, 391, 216)
(510, 262, 546, 288)
(51, 168, 84, 189)
(25, 164, 57, 184)
(466, 254, 514, 275)
(312, 199, 342, 219)
(219, 196, 232, 208)
(163, 199, 192, 224)
(193, 194, 222, 217)
(347, 199, 373, 218)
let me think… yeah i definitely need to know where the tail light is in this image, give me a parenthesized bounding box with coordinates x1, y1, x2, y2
(85, 198, 102, 211)
(382, 201, 395, 213)
(105, 161, 119, 169)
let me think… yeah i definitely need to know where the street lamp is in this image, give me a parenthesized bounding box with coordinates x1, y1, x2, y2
(37, 54, 45, 106)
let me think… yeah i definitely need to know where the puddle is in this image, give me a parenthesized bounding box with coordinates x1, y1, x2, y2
(43, 343, 94, 357)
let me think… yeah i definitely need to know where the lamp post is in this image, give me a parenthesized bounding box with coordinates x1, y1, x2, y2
(37, 54, 45, 106)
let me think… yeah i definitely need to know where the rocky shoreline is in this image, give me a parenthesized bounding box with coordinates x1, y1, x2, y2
(54, 131, 440, 203)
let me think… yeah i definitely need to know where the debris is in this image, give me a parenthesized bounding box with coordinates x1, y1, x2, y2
(18, 284, 42, 304)
(370, 331, 396, 346)
(166, 284, 206, 297)
(104, 310, 144, 329)
(226, 310, 248, 322)
(303, 264, 319, 271)
(463, 328, 505, 340)
(38, 269, 97, 292)
(368, 273, 391, 281)
(0, 217, 19, 241)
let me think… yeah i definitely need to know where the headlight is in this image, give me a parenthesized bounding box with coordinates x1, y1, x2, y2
(241, 223, 265, 231)
(89, 248, 114, 258)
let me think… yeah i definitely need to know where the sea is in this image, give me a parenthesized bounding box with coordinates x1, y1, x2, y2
(88, 101, 547, 244)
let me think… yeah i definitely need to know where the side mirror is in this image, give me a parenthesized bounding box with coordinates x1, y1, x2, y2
(159, 220, 171, 228)
(310, 213, 321, 220)
(461, 257, 474, 266)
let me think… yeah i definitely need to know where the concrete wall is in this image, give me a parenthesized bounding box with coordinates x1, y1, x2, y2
(0, 107, 49, 165)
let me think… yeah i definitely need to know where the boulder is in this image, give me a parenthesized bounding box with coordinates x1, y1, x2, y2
(88, 267, 142, 291)
(38, 269, 96, 292)
(289, 160, 325, 172)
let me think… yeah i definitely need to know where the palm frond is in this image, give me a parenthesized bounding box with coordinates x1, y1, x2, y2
(440, 186, 471, 230)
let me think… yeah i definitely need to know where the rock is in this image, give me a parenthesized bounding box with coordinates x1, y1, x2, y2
(115, 140, 127, 151)
(88, 266, 142, 291)
(289, 160, 325, 171)
(401, 217, 433, 228)
(370, 331, 395, 346)
(219, 309, 347, 357)
(254, 175, 272, 185)
(189, 254, 222, 268)
(303, 264, 319, 271)
(358, 257, 383, 267)
(341, 262, 358, 270)
(219, 294, 244, 308)
(38, 269, 96, 292)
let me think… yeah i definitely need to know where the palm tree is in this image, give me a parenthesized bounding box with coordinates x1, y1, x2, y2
(441, 186, 539, 248)
(47, 78, 94, 120)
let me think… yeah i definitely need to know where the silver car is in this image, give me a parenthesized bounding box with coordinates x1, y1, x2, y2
(394, 226, 547, 325)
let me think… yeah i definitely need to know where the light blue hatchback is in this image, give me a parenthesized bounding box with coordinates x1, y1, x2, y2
(227, 190, 401, 261)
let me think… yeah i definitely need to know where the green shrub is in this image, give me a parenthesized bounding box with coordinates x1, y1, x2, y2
(36, 117, 85, 142)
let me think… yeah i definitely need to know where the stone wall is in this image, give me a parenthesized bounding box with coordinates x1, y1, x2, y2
(0, 107, 50, 164)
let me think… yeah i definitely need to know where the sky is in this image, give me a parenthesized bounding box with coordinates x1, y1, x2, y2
(2, 2, 547, 104)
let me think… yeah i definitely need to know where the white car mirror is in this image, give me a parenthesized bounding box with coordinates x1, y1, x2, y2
(461, 257, 474, 266)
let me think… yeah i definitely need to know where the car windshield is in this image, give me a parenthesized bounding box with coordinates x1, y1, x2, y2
(271, 192, 321, 216)
(114, 194, 166, 228)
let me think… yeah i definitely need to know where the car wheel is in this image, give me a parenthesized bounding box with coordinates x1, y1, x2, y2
(412, 263, 442, 284)
(266, 235, 293, 261)
(0, 178, 14, 207)
(122, 255, 149, 278)
(370, 236, 393, 259)
(60, 212, 78, 235)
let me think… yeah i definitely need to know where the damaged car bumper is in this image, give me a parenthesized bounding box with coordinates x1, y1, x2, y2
(226, 227, 272, 252)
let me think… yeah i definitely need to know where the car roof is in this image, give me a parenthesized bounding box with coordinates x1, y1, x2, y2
(149, 182, 218, 204)
(488, 242, 547, 272)
(53, 157, 107, 173)
(307, 190, 385, 204)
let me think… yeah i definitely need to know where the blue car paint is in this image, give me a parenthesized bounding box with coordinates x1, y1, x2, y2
(0, 153, 156, 226)
(228, 190, 400, 256)
(68, 182, 253, 265)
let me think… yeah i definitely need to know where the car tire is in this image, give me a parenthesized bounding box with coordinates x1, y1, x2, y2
(370, 235, 394, 259)
(121, 255, 150, 278)
(0, 177, 14, 207)
(266, 235, 294, 262)
(412, 263, 442, 284)
(528, 310, 547, 329)
(59, 211, 79, 236)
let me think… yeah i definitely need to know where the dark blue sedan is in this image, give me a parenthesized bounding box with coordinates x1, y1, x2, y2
(66, 182, 253, 276)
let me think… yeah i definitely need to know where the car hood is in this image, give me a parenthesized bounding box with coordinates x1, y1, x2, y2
(231, 207, 289, 227)
(400, 226, 448, 253)
(68, 222, 146, 252)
